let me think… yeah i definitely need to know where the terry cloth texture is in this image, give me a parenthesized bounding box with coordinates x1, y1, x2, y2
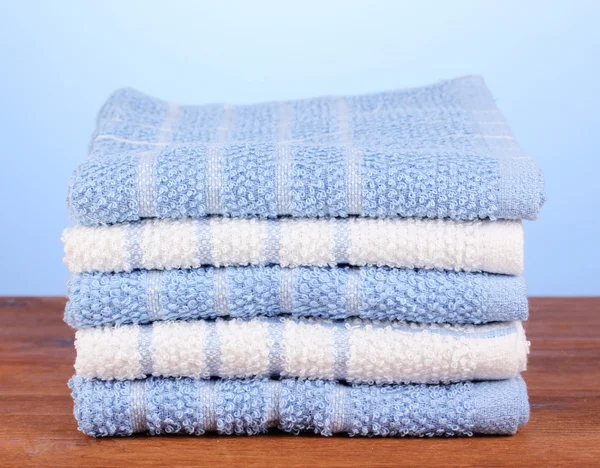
(69, 376, 529, 437)
(65, 267, 528, 328)
(62, 217, 524, 275)
(74, 318, 528, 384)
(68, 76, 544, 226)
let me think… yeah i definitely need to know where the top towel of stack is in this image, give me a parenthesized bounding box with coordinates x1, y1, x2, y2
(68, 76, 545, 226)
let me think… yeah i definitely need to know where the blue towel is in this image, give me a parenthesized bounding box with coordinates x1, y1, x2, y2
(69, 376, 529, 437)
(65, 266, 527, 328)
(69, 76, 544, 225)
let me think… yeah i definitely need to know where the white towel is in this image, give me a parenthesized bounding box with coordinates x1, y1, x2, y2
(74, 317, 529, 384)
(63, 217, 523, 274)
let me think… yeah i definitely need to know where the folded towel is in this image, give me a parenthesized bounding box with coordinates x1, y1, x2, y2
(69, 76, 544, 226)
(62, 217, 523, 274)
(65, 266, 528, 328)
(69, 376, 529, 437)
(74, 318, 528, 384)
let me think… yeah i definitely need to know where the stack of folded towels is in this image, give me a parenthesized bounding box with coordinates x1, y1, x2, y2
(62, 76, 544, 437)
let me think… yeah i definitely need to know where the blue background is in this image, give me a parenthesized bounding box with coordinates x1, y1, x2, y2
(1, 0, 598, 295)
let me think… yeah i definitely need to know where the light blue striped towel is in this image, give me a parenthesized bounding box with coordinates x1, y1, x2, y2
(68, 76, 544, 225)
(65, 266, 527, 328)
(69, 376, 529, 437)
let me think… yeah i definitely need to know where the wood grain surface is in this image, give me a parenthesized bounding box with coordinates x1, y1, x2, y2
(0, 297, 598, 467)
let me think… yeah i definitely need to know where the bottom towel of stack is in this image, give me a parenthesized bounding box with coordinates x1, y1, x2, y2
(69, 376, 529, 437)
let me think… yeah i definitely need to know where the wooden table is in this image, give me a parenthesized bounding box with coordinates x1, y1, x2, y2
(0, 297, 598, 467)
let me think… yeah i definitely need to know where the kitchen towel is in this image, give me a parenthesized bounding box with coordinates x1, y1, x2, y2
(69, 376, 529, 437)
(69, 76, 544, 225)
(65, 266, 528, 328)
(62, 217, 523, 274)
(74, 318, 528, 384)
